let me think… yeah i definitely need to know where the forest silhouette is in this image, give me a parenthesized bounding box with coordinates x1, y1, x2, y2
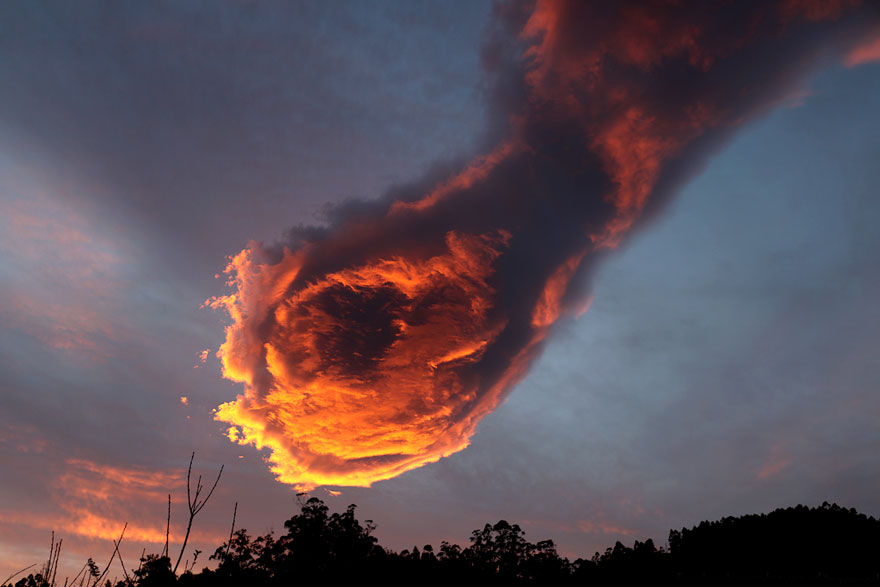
(5, 500, 880, 586)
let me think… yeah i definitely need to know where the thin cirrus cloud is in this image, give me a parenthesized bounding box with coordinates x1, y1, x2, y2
(208, 0, 880, 491)
(0, 189, 129, 358)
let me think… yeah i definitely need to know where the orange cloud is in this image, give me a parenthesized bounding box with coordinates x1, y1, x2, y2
(0, 457, 230, 583)
(211, 231, 523, 489)
(52, 459, 183, 541)
(0, 459, 185, 546)
(209, 0, 874, 491)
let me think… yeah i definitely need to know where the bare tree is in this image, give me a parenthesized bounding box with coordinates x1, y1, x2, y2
(173, 452, 224, 574)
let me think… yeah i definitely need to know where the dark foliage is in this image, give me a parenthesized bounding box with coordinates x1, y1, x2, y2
(666, 502, 880, 583)
(5, 502, 880, 587)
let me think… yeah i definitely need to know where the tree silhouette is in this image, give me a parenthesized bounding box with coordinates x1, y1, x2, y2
(8, 501, 880, 586)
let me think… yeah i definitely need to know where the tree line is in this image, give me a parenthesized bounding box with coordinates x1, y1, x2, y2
(5, 500, 880, 586)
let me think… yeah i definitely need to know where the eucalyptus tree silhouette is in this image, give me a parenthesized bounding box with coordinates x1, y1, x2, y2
(271, 497, 383, 583)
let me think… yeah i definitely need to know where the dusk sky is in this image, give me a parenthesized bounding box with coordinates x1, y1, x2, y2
(2, 0, 880, 579)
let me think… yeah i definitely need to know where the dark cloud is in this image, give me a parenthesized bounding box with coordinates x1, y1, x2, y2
(209, 0, 880, 489)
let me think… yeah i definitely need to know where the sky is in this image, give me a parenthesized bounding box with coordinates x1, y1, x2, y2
(1, 0, 880, 579)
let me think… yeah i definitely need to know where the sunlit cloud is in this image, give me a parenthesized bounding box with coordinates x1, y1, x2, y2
(209, 0, 877, 491)
(0, 459, 181, 544)
(0, 458, 227, 550)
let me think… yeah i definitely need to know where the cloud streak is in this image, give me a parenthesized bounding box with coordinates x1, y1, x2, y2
(845, 26, 880, 66)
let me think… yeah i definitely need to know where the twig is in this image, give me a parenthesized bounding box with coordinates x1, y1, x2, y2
(173, 452, 223, 574)
(94, 523, 127, 587)
(50, 539, 63, 586)
(67, 561, 89, 587)
(74, 558, 96, 587)
(113, 536, 131, 585)
(163, 494, 171, 558)
(135, 548, 146, 578)
(2, 563, 36, 586)
(45, 531, 55, 580)
(225, 502, 238, 557)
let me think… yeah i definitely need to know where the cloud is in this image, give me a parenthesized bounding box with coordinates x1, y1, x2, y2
(756, 442, 793, 480)
(209, 0, 879, 490)
(0, 192, 129, 357)
(0, 459, 182, 543)
(845, 26, 880, 66)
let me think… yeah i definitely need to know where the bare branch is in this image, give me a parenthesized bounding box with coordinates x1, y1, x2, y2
(113, 536, 131, 586)
(163, 494, 171, 558)
(50, 539, 63, 587)
(2, 563, 35, 586)
(45, 531, 55, 580)
(225, 502, 238, 557)
(194, 465, 223, 516)
(94, 523, 127, 587)
(134, 548, 145, 578)
(173, 454, 224, 574)
(185, 452, 194, 517)
(67, 561, 89, 586)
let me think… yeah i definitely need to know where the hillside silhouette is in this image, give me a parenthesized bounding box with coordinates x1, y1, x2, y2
(5, 501, 879, 586)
